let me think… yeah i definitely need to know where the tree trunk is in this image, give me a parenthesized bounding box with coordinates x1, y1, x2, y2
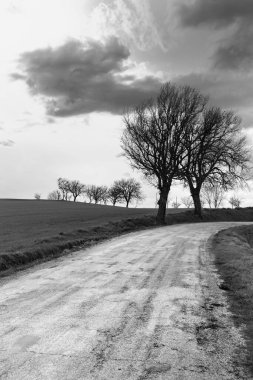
(126, 200, 129, 208)
(156, 186, 170, 225)
(191, 189, 202, 218)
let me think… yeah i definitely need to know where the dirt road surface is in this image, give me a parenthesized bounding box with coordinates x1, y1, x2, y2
(0, 222, 252, 380)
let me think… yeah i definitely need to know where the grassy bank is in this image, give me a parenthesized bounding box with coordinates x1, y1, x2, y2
(211, 224, 253, 373)
(0, 199, 253, 274)
(0, 199, 178, 273)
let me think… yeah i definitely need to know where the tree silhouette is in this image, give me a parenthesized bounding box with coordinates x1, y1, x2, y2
(108, 183, 124, 206)
(113, 178, 143, 207)
(122, 82, 206, 224)
(48, 190, 62, 200)
(179, 107, 250, 217)
(202, 183, 225, 209)
(66, 180, 85, 202)
(84, 185, 108, 204)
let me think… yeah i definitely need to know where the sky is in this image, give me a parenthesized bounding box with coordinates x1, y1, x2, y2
(0, 0, 253, 207)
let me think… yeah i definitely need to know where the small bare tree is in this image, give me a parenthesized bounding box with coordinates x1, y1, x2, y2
(48, 190, 62, 200)
(84, 185, 108, 204)
(171, 198, 181, 208)
(202, 183, 225, 208)
(100, 186, 109, 204)
(84, 185, 93, 203)
(66, 180, 85, 202)
(113, 178, 143, 207)
(229, 195, 242, 208)
(181, 196, 193, 208)
(34, 193, 41, 200)
(108, 183, 124, 206)
(57, 177, 71, 201)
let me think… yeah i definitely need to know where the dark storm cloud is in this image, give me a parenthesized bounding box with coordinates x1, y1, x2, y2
(213, 23, 253, 71)
(178, 0, 253, 71)
(174, 71, 253, 126)
(12, 37, 162, 116)
(179, 0, 253, 28)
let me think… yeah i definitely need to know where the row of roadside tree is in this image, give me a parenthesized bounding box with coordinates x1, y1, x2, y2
(171, 190, 242, 209)
(46, 177, 243, 210)
(47, 177, 144, 208)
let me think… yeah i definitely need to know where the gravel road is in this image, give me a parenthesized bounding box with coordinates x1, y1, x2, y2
(0, 222, 252, 380)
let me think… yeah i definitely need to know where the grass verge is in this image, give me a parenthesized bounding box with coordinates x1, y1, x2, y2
(211, 224, 253, 374)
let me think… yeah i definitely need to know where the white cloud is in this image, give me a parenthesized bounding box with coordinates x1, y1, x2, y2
(88, 0, 174, 52)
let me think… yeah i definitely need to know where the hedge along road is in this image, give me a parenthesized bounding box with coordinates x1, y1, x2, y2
(0, 222, 252, 380)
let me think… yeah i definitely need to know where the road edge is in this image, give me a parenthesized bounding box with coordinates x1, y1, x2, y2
(196, 232, 250, 379)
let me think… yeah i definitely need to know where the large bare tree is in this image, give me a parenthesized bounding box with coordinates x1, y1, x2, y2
(179, 107, 250, 217)
(121, 82, 207, 224)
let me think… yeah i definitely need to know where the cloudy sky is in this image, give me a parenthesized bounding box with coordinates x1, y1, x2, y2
(0, 0, 253, 206)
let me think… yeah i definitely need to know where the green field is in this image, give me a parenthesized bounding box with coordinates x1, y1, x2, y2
(1, 199, 253, 373)
(1, 199, 253, 273)
(0, 199, 157, 253)
(0, 199, 181, 272)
